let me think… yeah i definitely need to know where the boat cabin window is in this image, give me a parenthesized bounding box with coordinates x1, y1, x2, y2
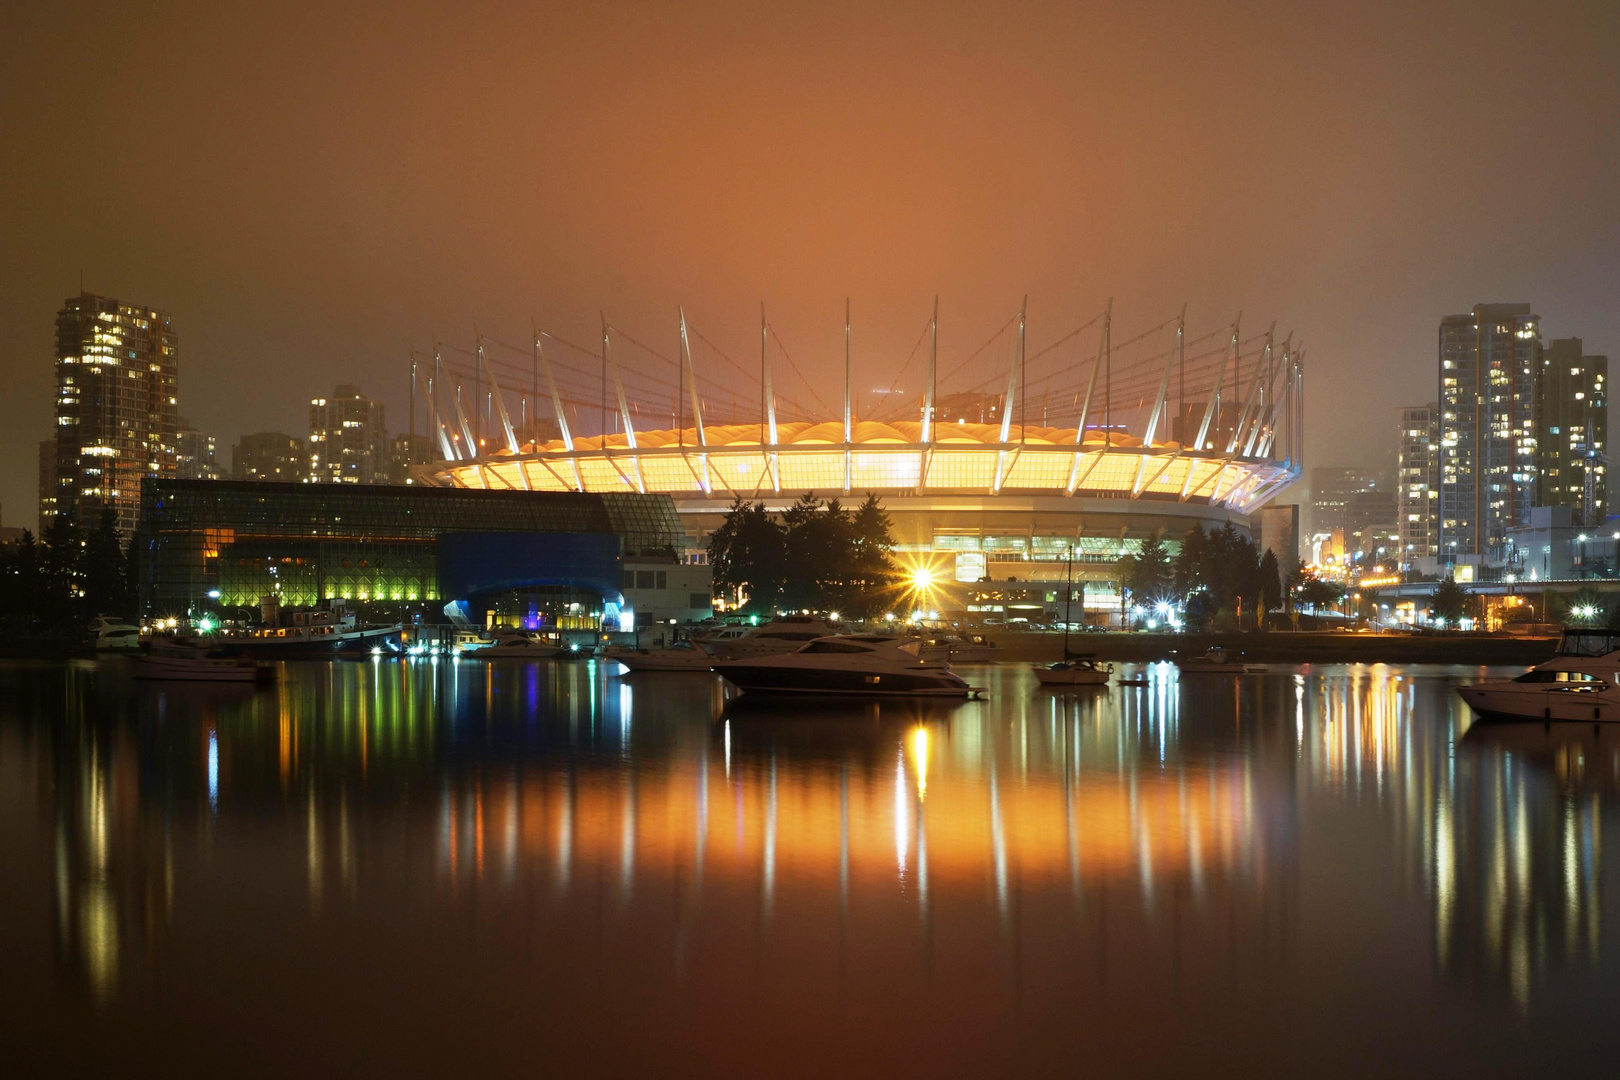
(896, 641, 922, 658)
(800, 641, 872, 654)
(1514, 669, 1608, 684)
(1557, 631, 1620, 657)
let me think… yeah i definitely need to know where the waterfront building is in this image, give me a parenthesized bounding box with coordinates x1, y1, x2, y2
(1438, 303, 1541, 560)
(174, 421, 222, 480)
(232, 432, 306, 483)
(1308, 468, 1393, 555)
(52, 293, 179, 533)
(136, 480, 701, 629)
(308, 384, 387, 484)
(1398, 403, 1439, 562)
(1535, 337, 1607, 527)
(388, 432, 434, 484)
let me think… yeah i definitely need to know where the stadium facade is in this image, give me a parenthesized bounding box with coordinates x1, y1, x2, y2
(418, 305, 1304, 622)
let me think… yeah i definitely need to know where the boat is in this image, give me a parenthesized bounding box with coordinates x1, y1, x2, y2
(607, 641, 716, 671)
(701, 615, 841, 660)
(1031, 547, 1110, 688)
(1034, 654, 1113, 687)
(208, 606, 403, 658)
(919, 634, 1002, 663)
(88, 615, 141, 651)
(462, 630, 566, 659)
(133, 640, 274, 683)
(1178, 647, 1264, 674)
(1456, 627, 1620, 722)
(712, 635, 981, 698)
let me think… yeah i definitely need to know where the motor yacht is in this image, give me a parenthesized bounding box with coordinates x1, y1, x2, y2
(701, 616, 841, 660)
(463, 630, 566, 659)
(133, 640, 275, 683)
(1178, 647, 1264, 674)
(712, 635, 981, 697)
(88, 615, 141, 651)
(1457, 629, 1620, 721)
(607, 641, 716, 672)
(919, 634, 1002, 663)
(1033, 655, 1112, 687)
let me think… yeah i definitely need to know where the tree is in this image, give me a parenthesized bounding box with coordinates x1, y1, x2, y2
(82, 509, 131, 620)
(846, 494, 898, 618)
(1429, 575, 1471, 627)
(1296, 574, 1344, 613)
(1119, 532, 1172, 609)
(1255, 549, 1282, 624)
(707, 498, 786, 613)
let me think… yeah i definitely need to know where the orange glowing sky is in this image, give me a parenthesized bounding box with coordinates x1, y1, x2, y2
(2, 0, 1617, 521)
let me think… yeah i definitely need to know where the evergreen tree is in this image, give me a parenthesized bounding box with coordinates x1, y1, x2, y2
(82, 509, 127, 619)
(1429, 575, 1471, 627)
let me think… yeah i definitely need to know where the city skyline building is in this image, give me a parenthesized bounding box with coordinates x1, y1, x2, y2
(1437, 303, 1540, 560)
(388, 432, 433, 484)
(174, 420, 222, 480)
(1398, 403, 1440, 562)
(232, 431, 306, 483)
(37, 436, 56, 534)
(52, 293, 179, 534)
(1308, 467, 1393, 554)
(1535, 337, 1607, 527)
(308, 384, 387, 484)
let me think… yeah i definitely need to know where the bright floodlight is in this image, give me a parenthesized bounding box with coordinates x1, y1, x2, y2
(911, 567, 934, 589)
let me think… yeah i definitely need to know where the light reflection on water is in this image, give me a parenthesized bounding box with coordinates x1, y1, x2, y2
(4, 658, 1620, 1074)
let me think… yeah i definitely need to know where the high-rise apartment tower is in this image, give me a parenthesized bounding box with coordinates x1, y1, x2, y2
(308, 385, 387, 484)
(1535, 338, 1607, 527)
(1397, 403, 1439, 561)
(1437, 303, 1540, 559)
(53, 294, 179, 534)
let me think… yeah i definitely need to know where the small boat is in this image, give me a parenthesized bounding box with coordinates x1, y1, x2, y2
(1457, 627, 1620, 722)
(701, 616, 841, 660)
(462, 630, 566, 659)
(88, 615, 141, 651)
(133, 640, 274, 683)
(1178, 647, 1264, 674)
(919, 634, 1002, 663)
(713, 635, 981, 698)
(1116, 677, 1151, 687)
(1034, 654, 1113, 687)
(607, 641, 716, 672)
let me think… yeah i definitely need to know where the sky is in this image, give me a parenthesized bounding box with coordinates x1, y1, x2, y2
(2, 0, 1617, 527)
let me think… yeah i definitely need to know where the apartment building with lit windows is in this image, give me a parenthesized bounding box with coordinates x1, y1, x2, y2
(1397, 403, 1439, 561)
(1437, 303, 1540, 560)
(1535, 337, 1607, 527)
(52, 293, 179, 534)
(308, 384, 388, 484)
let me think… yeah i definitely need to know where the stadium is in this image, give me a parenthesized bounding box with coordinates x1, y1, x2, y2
(417, 302, 1303, 621)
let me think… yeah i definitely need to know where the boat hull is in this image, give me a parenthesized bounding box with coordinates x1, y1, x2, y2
(209, 625, 404, 659)
(1457, 682, 1620, 722)
(1034, 669, 1109, 686)
(612, 653, 715, 672)
(713, 662, 970, 697)
(132, 658, 267, 682)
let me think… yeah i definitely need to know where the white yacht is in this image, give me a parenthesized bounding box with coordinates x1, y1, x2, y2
(133, 640, 274, 683)
(1178, 647, 1264, 674)
(701, 616, 841, 660)
(1457, 629, 1620, 722)
(89, 615, 141, 651)
(919, 634, 1001, 663)
(607, 641, 716, 672)
(712, 635, 980, 698)
(463, 630, 566, 659)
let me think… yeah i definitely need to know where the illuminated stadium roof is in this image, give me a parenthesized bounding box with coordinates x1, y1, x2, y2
(416, 304, 1303, 514)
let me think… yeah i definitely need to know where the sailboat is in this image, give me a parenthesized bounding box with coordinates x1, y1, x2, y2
(1033, 544, 1113, 688)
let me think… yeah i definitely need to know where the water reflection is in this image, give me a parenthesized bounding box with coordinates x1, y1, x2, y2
(4, 656, 1618, 1049)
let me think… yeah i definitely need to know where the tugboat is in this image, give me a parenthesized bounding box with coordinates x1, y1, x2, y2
(713, 635, 980, 698)
(208, 597, 403, 659)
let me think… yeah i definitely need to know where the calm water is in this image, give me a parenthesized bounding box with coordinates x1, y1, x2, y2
(3, 657, 1618, 1077)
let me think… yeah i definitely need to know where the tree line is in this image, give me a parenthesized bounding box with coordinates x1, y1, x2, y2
(707, 493, 898, 618)
(1117, 522, 1285, 630)
(0, 510, 138, 635)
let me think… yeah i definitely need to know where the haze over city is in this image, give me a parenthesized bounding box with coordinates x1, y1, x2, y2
(3, 0, 1617, 523)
